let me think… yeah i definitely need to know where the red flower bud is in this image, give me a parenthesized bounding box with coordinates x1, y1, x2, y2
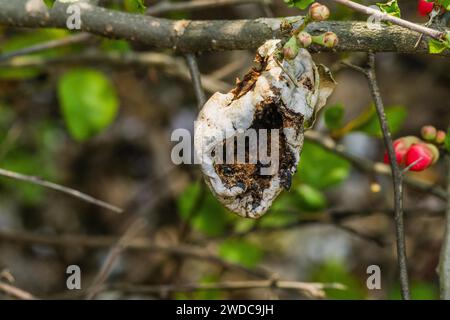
(436, 130, 446, 144)
(309, 3, 330, 22)
(405, 143, 439, 171)
(418, 0, 434, 16)
(421, 125, 437, 141)
(383, 139, 408, 165)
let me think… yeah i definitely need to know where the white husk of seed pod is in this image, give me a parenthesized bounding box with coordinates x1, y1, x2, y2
(194, 39, 335, 219)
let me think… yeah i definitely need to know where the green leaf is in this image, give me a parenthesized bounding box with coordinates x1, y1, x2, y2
(434, 0, 450, 11)
(177, 182, 231, 236)
(218, 239, 263, 268)
(43, 0, 56, 8)
(57, 69, 119, 141)
(295, 184, 327, 211)
(124, 0, 147, 13)
(298, 141, 351, 190)
(428, 31, 450, 54)
(324, 104, 345, 130)
(376, 0, 401, 18)
(283, 0, 314, 10)
(354, 105, 407, 137)
(444, 127, 450, 152)
(429, 39, 449, 54)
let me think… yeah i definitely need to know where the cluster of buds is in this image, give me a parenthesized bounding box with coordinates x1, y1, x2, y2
(421, 125, 447, 144)
(282, 3, 338, 60)
(384, 136, 439, 171)
(383, 125, 447, 172)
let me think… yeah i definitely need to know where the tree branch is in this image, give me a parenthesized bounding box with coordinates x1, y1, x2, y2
(0, 0, 448, 56)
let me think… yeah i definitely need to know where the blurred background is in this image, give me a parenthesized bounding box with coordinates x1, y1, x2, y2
(0, 0, 449, 299)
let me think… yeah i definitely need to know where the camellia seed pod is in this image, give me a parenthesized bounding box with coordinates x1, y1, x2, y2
(194, 40, 336, 218)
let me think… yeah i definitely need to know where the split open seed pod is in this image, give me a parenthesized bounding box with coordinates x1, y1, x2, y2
(194, 40, 336, 218)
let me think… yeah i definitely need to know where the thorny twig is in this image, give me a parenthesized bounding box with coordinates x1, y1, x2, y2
(344, 53, 410, 299)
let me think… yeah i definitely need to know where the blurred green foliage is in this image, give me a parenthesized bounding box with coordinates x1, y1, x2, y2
(124, 0, 147, 13)
(57, 68, 119, 141)
(324, 104, 345, 130)
(175, 275, 225, 300)
(325, 103, 407, 138)
(388, 282, 438, 300)
(311, 260, 367, 299)
(355, 105, 407, 138)
(297, 141, 350, 190)
(0, 29, 70, 79)
(219, 239, 264, 268)
(177, 181, 233, 236)
(0, 103, 63, 204)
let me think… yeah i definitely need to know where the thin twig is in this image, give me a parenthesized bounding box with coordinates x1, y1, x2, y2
(146, 0, 272, 16)
(439, 154, 450, 299)
(360, 53, 410, 299)
(108, 280, 345, 299)
(0, 52, 231, 94)
(87, 218, 146, 299)
(329, 0, 445, 40)
(0, 229, 270, 279)
(185, 53, 206, 108)
(0, 282, 37, 300)
(0, 167, 123, 213)
(0, 33, 92, 62)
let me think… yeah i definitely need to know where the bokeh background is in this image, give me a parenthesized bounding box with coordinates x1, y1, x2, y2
(0, 0, 449, 299)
